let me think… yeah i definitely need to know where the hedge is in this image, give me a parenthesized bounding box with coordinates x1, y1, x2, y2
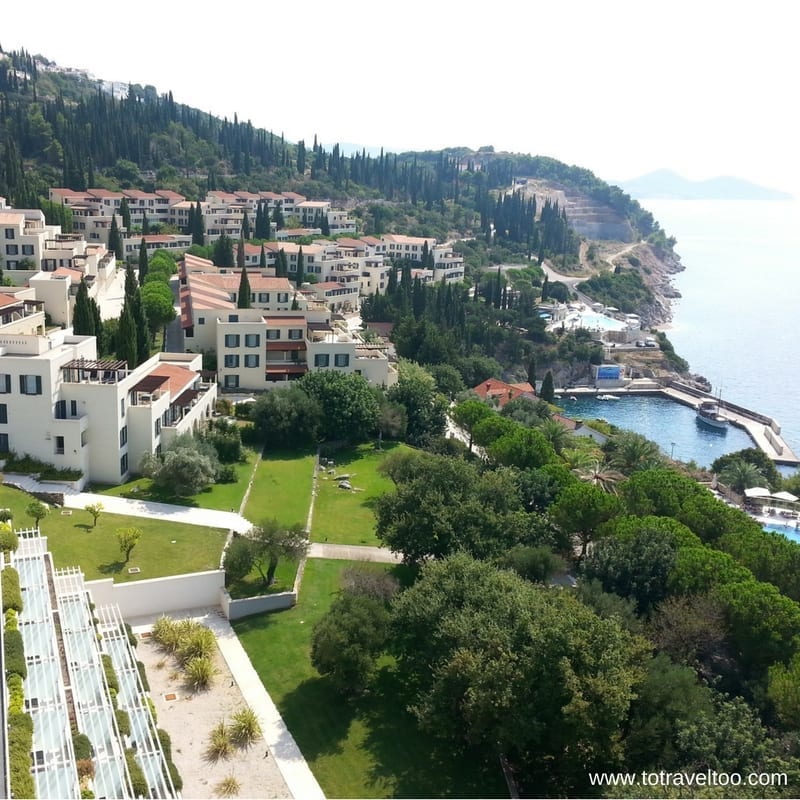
(137, 660, 150, 691)
(7, 672, 24, 713)
(115, 708, 131, 737)
(125, 748, 148, 798)
(5, 607, 18, 631)
(4, 628, 27, 679)
(9, 712, 36, 800)
(101, 653, 119, 693)
(2, 566, 22, 612)
(72, 732, 93, 761)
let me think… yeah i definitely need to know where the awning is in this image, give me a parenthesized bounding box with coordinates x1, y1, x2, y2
(772, 490, 799, 503)
(744, 487, 771, 498)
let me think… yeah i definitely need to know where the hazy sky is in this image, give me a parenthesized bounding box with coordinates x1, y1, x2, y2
(3, 1, 797, 193)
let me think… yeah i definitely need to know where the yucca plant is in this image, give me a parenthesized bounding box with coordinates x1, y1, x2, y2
(230, 707, 262, 748)
(214, 774, 241, 797)
(150, 615, 177, 648)
(204, 721, 233, 763)
(177, 626, 216, 666)
(184, 655, 215, 691)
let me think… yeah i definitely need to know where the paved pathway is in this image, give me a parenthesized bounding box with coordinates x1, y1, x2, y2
(308, 542, 401, 563)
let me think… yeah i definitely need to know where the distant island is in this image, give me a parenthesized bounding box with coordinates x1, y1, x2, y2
(617, 168, 793, 200)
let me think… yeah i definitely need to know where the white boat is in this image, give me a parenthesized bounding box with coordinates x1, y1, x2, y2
(597, 394, 620, 401)
(696, 399, 729, 431)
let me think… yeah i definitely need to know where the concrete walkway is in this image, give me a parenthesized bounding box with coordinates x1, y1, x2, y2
(308, 541, 401, 563)
(2, 473, 252, 533)
(129, 608, 325, 800)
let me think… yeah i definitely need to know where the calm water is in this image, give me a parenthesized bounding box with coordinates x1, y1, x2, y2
(647, 198, 800, 457)
(558, 395, 753, 467)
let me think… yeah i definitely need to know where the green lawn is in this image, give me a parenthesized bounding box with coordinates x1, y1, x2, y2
(0, 484, 227, 582)
(311, 442, 410, 546)
(244, 448, 316, 528)
(226, 557, 299, 599)
(233, 559, 506, 799)
(91, 447, 260, 512)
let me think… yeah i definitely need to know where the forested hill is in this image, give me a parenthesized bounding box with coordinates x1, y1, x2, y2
(0, 46, 663, 244)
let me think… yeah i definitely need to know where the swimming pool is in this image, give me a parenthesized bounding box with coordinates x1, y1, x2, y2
(763, 521, 800, 544)
(567, 312, 627, 332)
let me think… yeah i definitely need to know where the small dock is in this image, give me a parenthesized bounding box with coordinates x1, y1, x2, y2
(560, 381, 800, 466)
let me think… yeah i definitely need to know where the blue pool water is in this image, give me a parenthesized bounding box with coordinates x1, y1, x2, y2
(558, 394, 754, 468)
(763, 521, 800, 545)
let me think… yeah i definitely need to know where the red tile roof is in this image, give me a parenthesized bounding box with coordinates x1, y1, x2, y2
(471, 378, 536, 408)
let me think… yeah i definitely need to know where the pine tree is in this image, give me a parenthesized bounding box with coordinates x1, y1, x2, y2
(138, 238, 149, 283)
(108, 214, 123, 260)
(237, 267, 252, 309)
(73, 278, 95, 335)
(295, 245, 305, 287)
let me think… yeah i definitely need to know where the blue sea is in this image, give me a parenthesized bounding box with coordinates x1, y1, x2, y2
(564, 198, 800, 470)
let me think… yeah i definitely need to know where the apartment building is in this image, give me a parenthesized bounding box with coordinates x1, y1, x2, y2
(180, 262, 396, 391)
(0, 299, 216, 485)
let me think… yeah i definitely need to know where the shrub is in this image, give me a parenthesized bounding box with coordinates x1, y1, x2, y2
(115, 708, 131, 737)
(7, 672, 24, 713)
(125, 748, 148, 798)
(81, 790, 95, 799)
(76, 758, 95, 779)
(184, 655, 215, 690)
(214, 774, 241, 797)
(147, 696, 158, 724)
(3, 629, 26, 679)
(123, 622, 137, 648)
(230, 707, 262, 748)
(151, 615, 179, 650)
(101, 654, 119, 693)
(2, 566, 22, 612)
(157, 728, 172, 761)
(204, 721, 233, 763)
(166, 760, 183, 792)
(0, 508, 13, 523)
(216, 464, 238, 484)
(0, 524, 18, 553)
(177, 626, 216, 666)
(137, 660, 150, 691)
(73, 732, 93, 760)
(5, 607, 18, 631)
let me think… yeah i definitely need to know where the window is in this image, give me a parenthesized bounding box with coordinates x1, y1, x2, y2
(277, 292, 289, 303)
(224, 354, 240, 368)
(55, 436, 65, 455)
(4, 228, 14, 239)
(224, 334, 240, 347)
(22, 244, 33, 256)
(120, 453, 128, 475)
(198, 316, 206, 325)
(155, 419, 161, 435)
(5, 245, 18, 255)
(224, 374, 239, 389)
(0, 433, 8, 452)
(70, 400, 77, 417)
(0, 404, 6, 424)
(19, 375, 42, 395)
(245, 333, 260, 348)
(228, 314, 239, 322)
(258, 293, 269, 303)
(55, 400, 67, 419)
(120, 398, 125, 418)
(314, 353, 330, 368)
(266, 329, 280, 340)
(244, 354, 259, 368)
(119, 426, 128, 447)
(0, 374, 10, 393)
(334, 353, 350, 368)
(288, 329, 303, 340)
(81, 430, 88, 447)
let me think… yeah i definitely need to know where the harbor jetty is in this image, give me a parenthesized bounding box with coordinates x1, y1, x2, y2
(562, 379, 800, 466)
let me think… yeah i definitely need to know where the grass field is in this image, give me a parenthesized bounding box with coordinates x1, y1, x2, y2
(91, 447, 260, 512)
(244, 448, 316, 528)
(225, 556, 299, 599)
(233, 558, 506, 799)
(311, 442, 409, 546)
(0, 484, 226, 582)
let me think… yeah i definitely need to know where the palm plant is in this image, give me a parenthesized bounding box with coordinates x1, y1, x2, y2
(607, 431, 663, 474)
(719, 458, 766, 495)
(230, 707, 263, 748)
(539, 418, 573, 455)
(575, 460, 626, 494)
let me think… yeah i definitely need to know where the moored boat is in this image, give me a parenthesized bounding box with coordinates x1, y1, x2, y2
(696, 399, 729, 431)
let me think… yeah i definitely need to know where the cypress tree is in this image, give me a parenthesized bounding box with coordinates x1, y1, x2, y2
(192, 202, 205, 246)
(141, 211, 150, 235)
(237, 267, 252, 309)
(242, 211, 251, 240)
(124, 261, 137, 300)
(527, 356, 536, 386)
(259, 243, 267, 269)
(187, 203, 195, 236)
(276, 249, 288, 278)
(108, 214, 123, 260)
(91, 298, 104, 355)
(236, 234, 246, 268)
(73, 278, 95, 335)
(272, 204, 284, 231)
(138, 238, 149, 284)
(295, 246, 304, 287)
(132, 290, 150, 366)
(120, 197, 131, 230)
(540, 371, 555, 403)
(116, 302, 137, 368)
(213, 234, 234, 267)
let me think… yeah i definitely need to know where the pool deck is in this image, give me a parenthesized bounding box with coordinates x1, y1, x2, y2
(561, 382, 800, 466)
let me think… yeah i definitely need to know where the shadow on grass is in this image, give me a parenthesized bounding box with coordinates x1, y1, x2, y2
(275, 674, 357, 761)
(98, 560, 126, 575)
(73, 523, 93, 532)
(361, 666, 507, 799)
